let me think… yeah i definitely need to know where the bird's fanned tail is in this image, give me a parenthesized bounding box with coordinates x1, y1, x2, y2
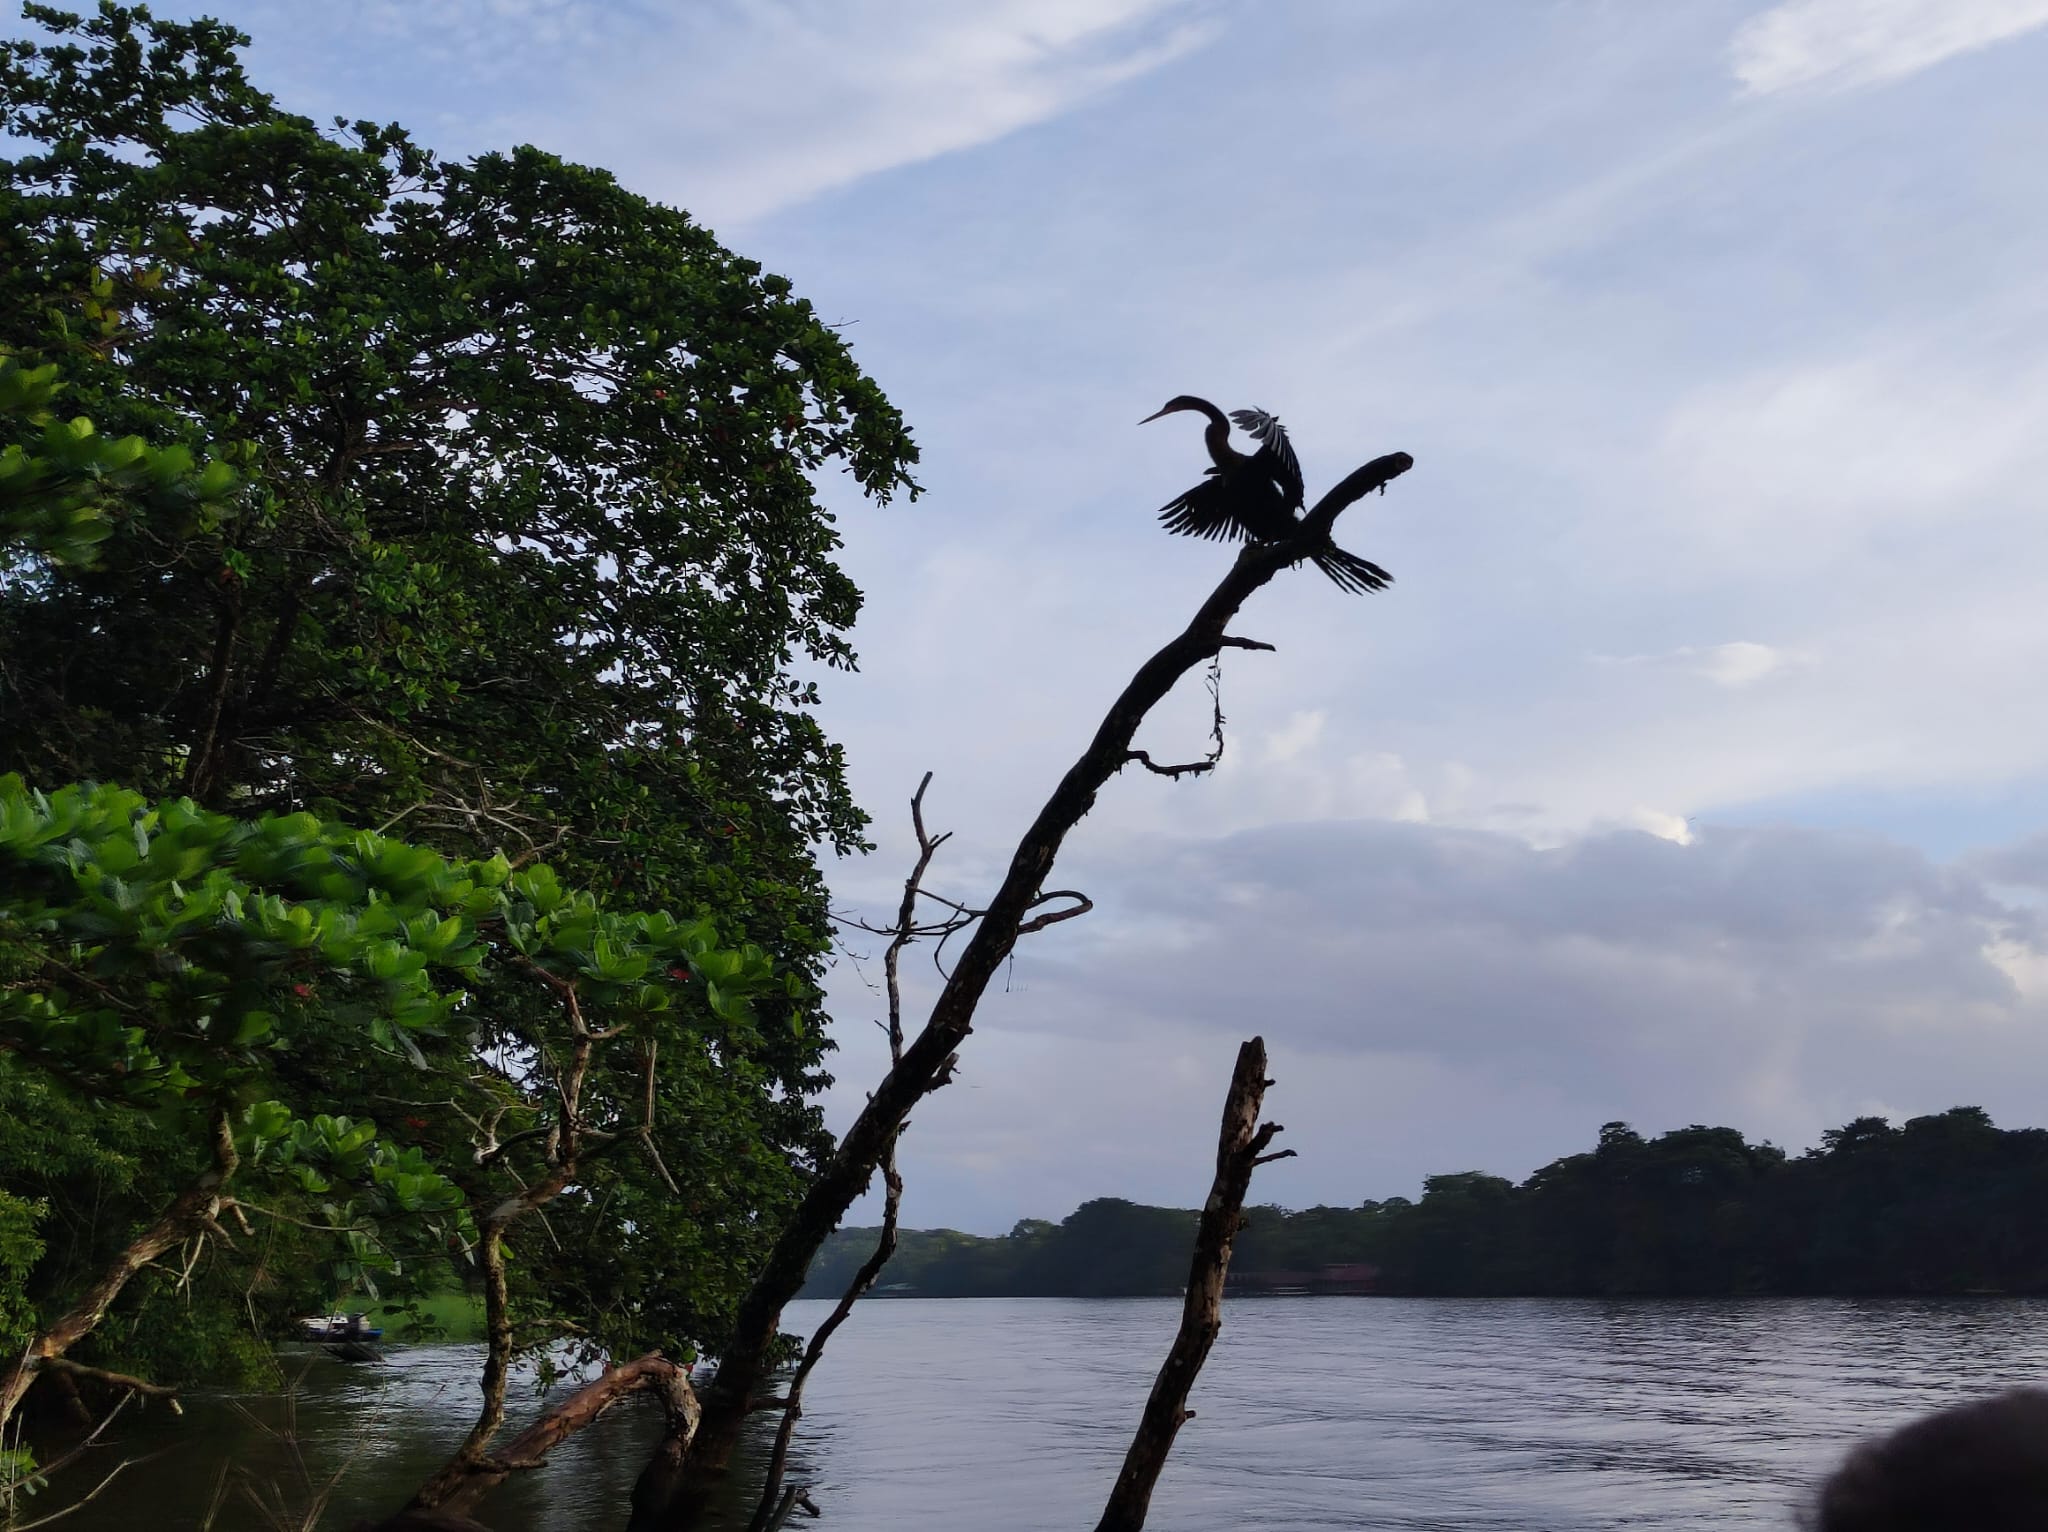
(1310, 543, 1394, 594)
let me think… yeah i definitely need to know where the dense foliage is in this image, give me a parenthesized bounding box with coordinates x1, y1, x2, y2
(0, 760, 792, 1371)
(802, 1109, 2048, 1299)
(0, 0, 919, 1411)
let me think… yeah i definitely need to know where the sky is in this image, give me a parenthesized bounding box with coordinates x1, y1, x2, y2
(110, 0, 2048, 1232)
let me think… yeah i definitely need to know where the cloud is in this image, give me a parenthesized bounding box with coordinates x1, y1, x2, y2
(1652, 344, 2048, 565)
(555, 0, 1217, 225)
(1693, 640, 1794, 688)
(1596, 641, 1804, 690)
(829, 814, 2048, 1227)
(1629, 807, 1695, 844)
(153, 0, 2048, 1233)
(1731, 0, 2048, 94)
(1961, 832, 2048, 889)
(1014, 820, 2036, 1134)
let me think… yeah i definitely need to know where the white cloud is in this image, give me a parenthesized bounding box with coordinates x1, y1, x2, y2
(161, 0, 2048, 1230)
(1693, 640, 1792, 688)
(1630, 807, 1696, 844)
(1731, 0, 2048, 94)
(1596, 641, 1803, 690)
(562, 0, 1217, 224)
(1259, 709, 1327, 766)
(1985, 937, 2048, 999)
(1652, 344, 2048, 565)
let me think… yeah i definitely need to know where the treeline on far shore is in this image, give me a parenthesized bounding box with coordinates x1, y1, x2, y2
(799, 1107, 2048, 1299)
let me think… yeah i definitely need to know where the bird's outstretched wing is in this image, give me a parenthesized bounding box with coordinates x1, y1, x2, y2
(1229, 408, 1304, 509)
(1158, 468, 1258, 542)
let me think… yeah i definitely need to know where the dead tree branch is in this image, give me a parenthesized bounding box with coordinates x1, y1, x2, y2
(1122, 651, 1234, 781)
(744, 1135, 903, 1532)
(887, 772, 950, 1058)
(747, 777, 934, 1528)
(0, 1108, 236, 1433)
(1094, 1036, 1294, 1532)
(1016, 890, 1094, 937)
(762, 1487, 822, 1529)
(38, 1357, 180, 1403)
(637, 450, 1411, 1529)
(428, 1352, 699, 1520)
(409, 962, 626, 1513)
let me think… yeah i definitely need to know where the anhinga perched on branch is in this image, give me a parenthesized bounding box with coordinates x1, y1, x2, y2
(1142, 395, 1394, 594)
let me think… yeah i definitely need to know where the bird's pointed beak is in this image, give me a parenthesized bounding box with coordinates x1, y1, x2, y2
(1138, 406, 1172, 425)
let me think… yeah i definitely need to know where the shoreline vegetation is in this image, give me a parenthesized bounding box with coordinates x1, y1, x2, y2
(803, 1106, 2048, 1301)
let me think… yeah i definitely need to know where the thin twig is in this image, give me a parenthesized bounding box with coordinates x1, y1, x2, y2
(747, 776, 937, 1527)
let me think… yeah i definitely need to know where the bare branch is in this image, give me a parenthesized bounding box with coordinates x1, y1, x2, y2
(1122, 750, 1220, 780)
(747, 776, 930, 1527)
(9, 1445, 161, 1531)
(886, 772, 949, 1058)
(400, 1353, 699, 1521)
(1095, 1037, 1293, 1532)
(38, 1357, 177, 1400)
(1015, 890, 1095, 937)
(647, 450, 1413, 1522)
(763, 1487, 822, 1529)
(1122, 648, 1245, 782)
(410, 963, 617, 1512)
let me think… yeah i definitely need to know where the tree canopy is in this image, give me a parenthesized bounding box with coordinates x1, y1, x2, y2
(0, 0, 916, 1086)
(0, 0, 920, 1474)
(800, 1108, 2048, 1300)
(0, 355, 790, 1457)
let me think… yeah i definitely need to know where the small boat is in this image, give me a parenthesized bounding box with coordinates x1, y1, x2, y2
(297, 1314, 385, 1342)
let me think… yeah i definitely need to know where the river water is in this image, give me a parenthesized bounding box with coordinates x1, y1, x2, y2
(36, 1296, 2048, 1529)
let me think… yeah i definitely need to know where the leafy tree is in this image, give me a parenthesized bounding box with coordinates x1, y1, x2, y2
(0, 771, 475, 1432)
(1, 5, 914, 898)
(797, 1109, 2048, 1303)
(0, 770, 786, 1462)
(0, 354, 793, 1530)
(1, 350, 237, 566)
(0, 0, 919, 1429)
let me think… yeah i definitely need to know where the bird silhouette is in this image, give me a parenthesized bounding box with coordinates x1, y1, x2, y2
(1141, 395, 1392, 594)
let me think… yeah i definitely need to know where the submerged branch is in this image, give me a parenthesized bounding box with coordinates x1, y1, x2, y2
(430, 1352, 699, 1520)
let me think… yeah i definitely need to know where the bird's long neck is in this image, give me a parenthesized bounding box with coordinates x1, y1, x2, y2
(1192, 400, 1233, 469)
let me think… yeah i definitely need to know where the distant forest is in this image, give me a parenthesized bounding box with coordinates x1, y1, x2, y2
(800, 1108, 2048, 1299)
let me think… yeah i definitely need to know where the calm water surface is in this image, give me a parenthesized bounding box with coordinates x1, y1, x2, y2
(41, 1297, 2048, 1529)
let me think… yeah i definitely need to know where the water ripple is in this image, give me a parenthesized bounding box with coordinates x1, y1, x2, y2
(39, 1296, 2048, 1529)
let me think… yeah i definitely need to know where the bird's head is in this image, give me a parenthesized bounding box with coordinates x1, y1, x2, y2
(1139, 394, 1218, 426)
